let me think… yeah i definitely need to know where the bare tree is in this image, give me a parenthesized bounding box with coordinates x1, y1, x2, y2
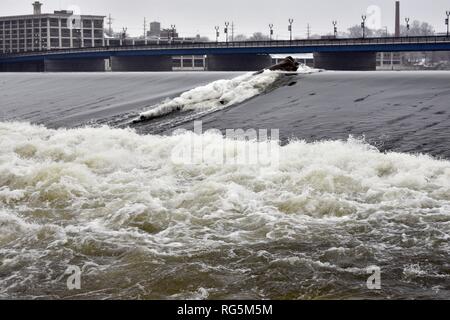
(347, 25, 374, 38)
(247, 32, 270, 41)
(400, 20, 435, 36)
(233, 34, 248, 41)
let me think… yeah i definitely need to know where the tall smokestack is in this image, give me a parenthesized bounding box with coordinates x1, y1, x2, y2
(33, 1, 42, 15)
(395, 1, 400, 37)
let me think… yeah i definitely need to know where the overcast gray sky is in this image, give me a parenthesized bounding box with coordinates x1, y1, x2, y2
(1, 0, 449, 39)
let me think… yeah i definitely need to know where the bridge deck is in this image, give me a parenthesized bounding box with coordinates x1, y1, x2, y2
(1, 36, 450, 63)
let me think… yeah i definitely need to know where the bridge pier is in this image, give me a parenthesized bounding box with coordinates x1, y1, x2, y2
(110, 56, 173, 71)
(44, 58, 107, 72)
(313, 52, 377, 71)
(0, 61, 45, 72)
(207, 54, 272, 71)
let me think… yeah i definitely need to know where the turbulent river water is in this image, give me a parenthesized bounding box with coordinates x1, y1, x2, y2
(0, 70, 449, 299)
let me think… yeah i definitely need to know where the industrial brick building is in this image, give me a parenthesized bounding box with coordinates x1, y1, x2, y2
(0, 2, 104, 53)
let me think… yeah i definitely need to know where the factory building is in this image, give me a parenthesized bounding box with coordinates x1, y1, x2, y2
(377, 52, 403, 70)
(146, 21, 179, 39)
(0, 2, 105, 53)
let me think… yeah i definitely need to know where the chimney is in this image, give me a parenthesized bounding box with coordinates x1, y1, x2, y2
(33, 1, 43, 15)
(395, 1, 400, 37)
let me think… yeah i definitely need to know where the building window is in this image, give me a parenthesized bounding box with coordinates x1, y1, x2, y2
(72, 29, 81, 37)
(83, 20, 92, 28)
(172, 59, 181, 68)
(62, 38, 70, 47)
(50, 19, 59, 27)
(183, 59, 193, 67)
(73, 39, 81, 48)
(50, 38, 59, 47)
(61, 29, 70, 37)
(194, 59, 204, 67)
(94, 30, 103, 38)
(94, 20, 103, 28)
(50, 28, 59, 37)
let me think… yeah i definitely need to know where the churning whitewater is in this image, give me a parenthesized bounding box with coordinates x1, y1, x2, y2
(137, 68, 315, 121)
(0, 122, 449, 299)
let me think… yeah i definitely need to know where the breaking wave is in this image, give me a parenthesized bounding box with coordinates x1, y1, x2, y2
(138, 67, 315, 121)
(1, 122, 449, 299)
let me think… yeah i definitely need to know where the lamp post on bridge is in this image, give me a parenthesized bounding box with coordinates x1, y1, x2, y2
(121, 27, 127, 46)
(288, 18, 294, 43)
(361, 15, 367, 38)
(332, 21, 338, 38)
(215, 26, 220, 43)
(446, 11, 450, 37)
(224, 22, 230, 43)
(405, 18, 410, 36)
(170, 24, 176, 42)
(269, 24, 274, 41)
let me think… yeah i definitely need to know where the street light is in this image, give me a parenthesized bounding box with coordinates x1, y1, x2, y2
(446, 11, 450, 37)
(405, 18, 410, 36)
(332, 20, 338, 38)
(288, 18, 294, 42)
(215, 26, 220, 43)
(269, 24, 274, 41)
(361, 15, 367, 38)
(121, 27, 128, 45)
(170, 24, 176, 41)
(224, 22, 230, 43)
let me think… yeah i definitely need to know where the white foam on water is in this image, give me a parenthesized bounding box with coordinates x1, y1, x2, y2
(0, 122, 449, 298)
(138, 67, 315, 120)
(1, 121, 449, 242)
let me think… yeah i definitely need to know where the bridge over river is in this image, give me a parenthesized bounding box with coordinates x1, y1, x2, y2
(1, 35, 450, 71)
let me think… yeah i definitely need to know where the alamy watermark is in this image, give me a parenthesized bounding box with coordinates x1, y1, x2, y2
(170, 121, 280, 168)
(65, 265, 81, 290)
(366, 5, 382, 30)
(66, 5, 82, 30)
(366, 266, 381, 290)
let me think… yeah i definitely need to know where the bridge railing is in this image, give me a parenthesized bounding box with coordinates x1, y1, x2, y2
(1, 35, 450, 58)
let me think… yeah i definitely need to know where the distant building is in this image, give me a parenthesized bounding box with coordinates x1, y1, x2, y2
(148, 21, 161, 37)
(160, 28, 179, 39)
(172, 55, 206, 71)
(0, 2, 104, 53)
(377, 52, 403, 70)
(146, 21, 178, 39)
